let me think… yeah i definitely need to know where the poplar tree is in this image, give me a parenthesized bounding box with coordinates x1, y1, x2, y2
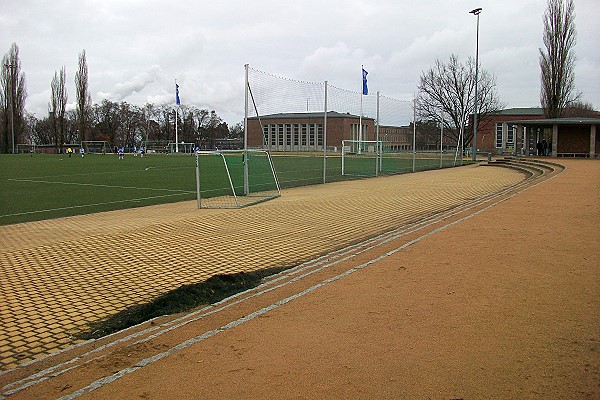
(539, 0, 579, 118)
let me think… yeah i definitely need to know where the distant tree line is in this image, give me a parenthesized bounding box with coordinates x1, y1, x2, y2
(28, 100, 242, 151)
(0, 43, 242, 153)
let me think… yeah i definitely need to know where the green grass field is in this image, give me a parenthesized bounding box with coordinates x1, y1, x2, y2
(0, 151, 465, 226)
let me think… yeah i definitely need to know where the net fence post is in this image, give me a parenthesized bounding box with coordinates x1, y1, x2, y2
(412, 97, 416, 173)
(195, 152, 201, 208)
(244, 64, 249, 195)
(376, 91, 380, 177)
(440, 107, 444, 169)
(323, 81, 328, 184)
(341, 140, 346, 176)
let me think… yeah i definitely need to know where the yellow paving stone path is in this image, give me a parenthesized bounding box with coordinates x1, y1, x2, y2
(0, 164, 526, 371)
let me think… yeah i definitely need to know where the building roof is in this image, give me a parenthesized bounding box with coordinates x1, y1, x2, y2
(506, 117, 600, 125)
(496, 107, 544, 116)
(248, 111, 374, 120)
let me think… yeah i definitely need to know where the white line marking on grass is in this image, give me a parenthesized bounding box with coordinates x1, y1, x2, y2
(7, 178, 192, 193)
(21, 165, 192, 181)
(0, 193, 194, 218)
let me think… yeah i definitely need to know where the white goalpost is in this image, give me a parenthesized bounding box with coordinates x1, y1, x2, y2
(195, 149, 281, 209)
(82, 141, 111, 154)
(341, 140, 384, 177)
(168, 142, 195, 154)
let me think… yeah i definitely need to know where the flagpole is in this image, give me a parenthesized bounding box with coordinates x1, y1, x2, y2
(175, 79, 179, 153)
(359, 65, 363, 149)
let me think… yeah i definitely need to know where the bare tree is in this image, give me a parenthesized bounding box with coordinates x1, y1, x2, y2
(417, 54, 503, 147)
(49, 66, 68, 150)
(1, 43, 27, 153)
(539, 0, 579, 118)
(75, 50, 92, 143)
(229, 121, 244, 139)
(562, 101, 599, 118)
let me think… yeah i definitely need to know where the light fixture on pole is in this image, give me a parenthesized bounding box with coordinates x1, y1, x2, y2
(469, 7, 482, 161)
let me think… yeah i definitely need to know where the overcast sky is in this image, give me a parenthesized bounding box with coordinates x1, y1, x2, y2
(2, 0, 599, 125)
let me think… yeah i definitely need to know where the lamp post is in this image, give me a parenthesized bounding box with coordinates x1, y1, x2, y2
(470, 7, 482, 161)
(4, 63, 15, 154)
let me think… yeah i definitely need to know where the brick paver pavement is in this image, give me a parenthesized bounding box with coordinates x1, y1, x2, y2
(0, 164, 527, 371)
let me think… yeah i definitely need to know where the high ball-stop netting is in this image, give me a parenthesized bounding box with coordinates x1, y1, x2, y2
(247, 66, 413, 135)
(246, 66, 459, 183)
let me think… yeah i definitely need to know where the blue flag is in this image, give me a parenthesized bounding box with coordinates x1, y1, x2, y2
(362, 68, 368, 95)
(175, 83, 181, 105)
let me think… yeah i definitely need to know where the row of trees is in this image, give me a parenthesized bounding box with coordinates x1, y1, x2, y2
(0, 45, 241, 153)
(30, 100, 241, 151)
(1, 44, 27, 154)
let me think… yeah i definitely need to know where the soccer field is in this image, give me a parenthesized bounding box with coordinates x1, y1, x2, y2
(0, 151, 464, 225)
(0, 153, 200, 225)
(0, 153, 344, 225)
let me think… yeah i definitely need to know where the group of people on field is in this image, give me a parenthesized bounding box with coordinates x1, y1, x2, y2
(116, 145, 145, 160)
(65, 147, 85, 158)
(61, 146, 146, 159)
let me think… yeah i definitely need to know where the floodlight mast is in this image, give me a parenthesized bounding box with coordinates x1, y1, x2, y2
(470, 7, 482, 161)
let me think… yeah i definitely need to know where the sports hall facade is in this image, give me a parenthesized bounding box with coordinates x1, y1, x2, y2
(246, 112, 413, 152)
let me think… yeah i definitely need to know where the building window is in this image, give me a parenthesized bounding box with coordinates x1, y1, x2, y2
(270, 125, 276, 147)
(278, 124, 284, 146)
(507, 124, 515, 145)
(309, 124, 315, 146)
(293, 124, 299, 146)
(495, 123, 503, 148)
(317, 124, 323, 146)
(301, 125, 307, 146)
(285, 124, 292, 147)
(263, 126, 269, 147)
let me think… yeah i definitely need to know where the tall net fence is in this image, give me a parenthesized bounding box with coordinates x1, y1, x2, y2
(247, 67, 413, 128)
(246, 66, 463, 187)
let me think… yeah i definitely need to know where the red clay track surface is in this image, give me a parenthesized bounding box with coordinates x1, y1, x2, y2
(1, 159, 599, 399)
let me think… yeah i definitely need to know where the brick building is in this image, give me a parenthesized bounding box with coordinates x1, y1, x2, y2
(471, 108, 600, 157)
(247, 112, 374, 152)
(469, 108, 545, 155)
(247, 112, 416, 152)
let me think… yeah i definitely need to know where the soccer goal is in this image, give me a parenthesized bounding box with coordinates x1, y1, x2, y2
(16, 144, 37, 154)
(341, 140, 384, 177)
(195, 149, 281, 208)
(168, 142, 195, 154)
(82, 141, 111, 154)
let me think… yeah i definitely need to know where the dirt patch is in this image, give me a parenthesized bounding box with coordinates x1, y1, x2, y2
(76, 267, 287, 340)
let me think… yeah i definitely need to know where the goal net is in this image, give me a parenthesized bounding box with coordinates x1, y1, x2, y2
(168, 142, 195, 154)
(16, 144, 37, 154)
(82, 141, 111, 154)
(341, 140, 383, 177)
(196, 149, 281, 208)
